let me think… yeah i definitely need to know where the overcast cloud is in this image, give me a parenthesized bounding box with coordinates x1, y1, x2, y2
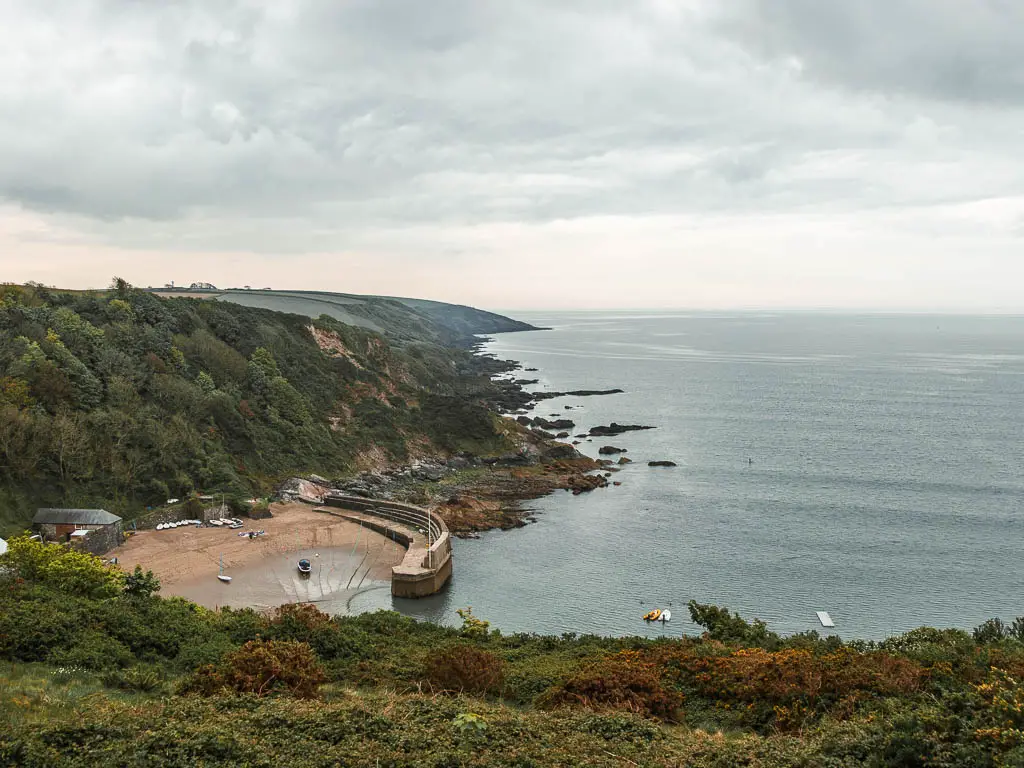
(0, 0, 1022, 310)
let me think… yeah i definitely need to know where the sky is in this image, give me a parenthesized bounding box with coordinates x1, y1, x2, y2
(1, 0, 1023, 311)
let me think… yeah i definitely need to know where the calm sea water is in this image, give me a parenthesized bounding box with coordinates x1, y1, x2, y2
(349, 312, 1024, 641)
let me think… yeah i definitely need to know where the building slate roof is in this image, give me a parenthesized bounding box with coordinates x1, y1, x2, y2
(32, 508, 122, 526)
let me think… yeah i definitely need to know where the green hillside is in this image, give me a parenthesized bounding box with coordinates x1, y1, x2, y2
(2, 540, 1024, 766)
(0, 281, 522, 535)
(155, 288, 539, 346)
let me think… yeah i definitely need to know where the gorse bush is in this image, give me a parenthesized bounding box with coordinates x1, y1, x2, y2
(657, 645, 923, 730)
(4, 545, 1024, 765)
(427, 645, 506, 695)
(183, 640, 326, 699)
(541, 650, 683, 720)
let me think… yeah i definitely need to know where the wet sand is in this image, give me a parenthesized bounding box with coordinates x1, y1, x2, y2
(113, 503, 405, 610)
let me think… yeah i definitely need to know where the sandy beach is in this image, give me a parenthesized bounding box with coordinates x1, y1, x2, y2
(113, 503, 406, 610)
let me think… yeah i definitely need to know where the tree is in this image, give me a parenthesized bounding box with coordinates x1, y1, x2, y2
(196, 371, 216, 394)
(0, 376, 33, 409)
(110, 276, 131, 297)
(973, 618, 1010, 644)
(687, 601, 778, 647)
(249, 347, 280, 379)
(50, 409, 91, 484)
(124, 565, 161, 598)
(107, 298, 135, 324)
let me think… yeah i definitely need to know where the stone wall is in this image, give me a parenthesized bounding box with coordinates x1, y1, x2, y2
(132, 503, 229, 529)
(321, 494, 453, 598)
(79, 522, 124, 556)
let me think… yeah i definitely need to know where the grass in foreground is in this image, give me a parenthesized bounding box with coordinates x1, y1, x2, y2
(2, 537, 1024, 766)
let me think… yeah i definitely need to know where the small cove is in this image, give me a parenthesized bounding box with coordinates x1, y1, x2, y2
(353, 311, 1024, 640)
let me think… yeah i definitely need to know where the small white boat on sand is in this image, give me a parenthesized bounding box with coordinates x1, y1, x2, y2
(217, 555, 232, 583)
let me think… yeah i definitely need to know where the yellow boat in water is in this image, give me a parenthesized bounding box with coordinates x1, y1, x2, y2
(642, 609, 662, 622)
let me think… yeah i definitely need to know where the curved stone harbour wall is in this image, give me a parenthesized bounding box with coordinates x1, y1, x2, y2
(319, 494, 452, 598)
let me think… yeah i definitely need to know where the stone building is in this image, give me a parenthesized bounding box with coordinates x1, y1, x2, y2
(32, 508, 124, 555)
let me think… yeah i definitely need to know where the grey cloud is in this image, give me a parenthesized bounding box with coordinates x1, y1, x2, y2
(0, 0, 1022, 253)
(715, 0, 1024, 104)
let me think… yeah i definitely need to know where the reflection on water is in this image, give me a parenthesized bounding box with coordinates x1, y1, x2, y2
(170, 546, 395, 611)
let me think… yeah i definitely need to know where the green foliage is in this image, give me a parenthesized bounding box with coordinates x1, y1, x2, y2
(457, 606, 491, 639)
(0, 535, 125, 598)
(0, 282, 514, 532)
(47, 629, 134, 671)
(452, 711, 489, 737)
(2, 579, 1024, 766)
(687, 600, 779, 647)
(195, 370, 216, 394)
(101, 664, 166, 692)
(124, 565, 161, 598)
(0, 376, 33, 408)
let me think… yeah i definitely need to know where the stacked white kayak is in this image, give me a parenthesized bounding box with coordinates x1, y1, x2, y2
(155, 519, 201, 530)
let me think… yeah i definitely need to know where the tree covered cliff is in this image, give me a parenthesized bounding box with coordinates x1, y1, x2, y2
(0, 281, 520, 533)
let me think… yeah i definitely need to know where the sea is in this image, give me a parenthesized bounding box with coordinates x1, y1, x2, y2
(349, 311, 1024, 641)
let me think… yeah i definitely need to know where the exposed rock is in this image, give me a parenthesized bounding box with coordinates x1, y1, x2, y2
(413, 466, 444, 481)
(618, 457, 632, 465)
(447, 456, 471, 470)
(516, 416, 532, 426)
(531, 429, 555, 440)
(515, 379, 539, 385)
(567, 473, 610, 494)
(542, 444, 580, 461)
(533, 388, 625, 400)
(531, 417, 575, 431)
(648, 461, 678, 467)
(495, 452, 532, 467)
(307, 474, 329, 485)
(278, 477, 330, 504)
(249, 504, 274, 519)
(556, 431, 570, 438)
(598, 446, 628, 455)
(589, 423, 656, 437)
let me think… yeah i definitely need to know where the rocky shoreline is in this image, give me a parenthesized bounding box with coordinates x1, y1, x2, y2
(273, 339, 671, 537)
(278, 450, 612, 538)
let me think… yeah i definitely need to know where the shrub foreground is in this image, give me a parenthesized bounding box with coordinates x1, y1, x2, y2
(2, 541, 1024, 766)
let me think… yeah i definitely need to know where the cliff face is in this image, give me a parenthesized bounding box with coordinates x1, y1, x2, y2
(0, 283, 533, 534)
